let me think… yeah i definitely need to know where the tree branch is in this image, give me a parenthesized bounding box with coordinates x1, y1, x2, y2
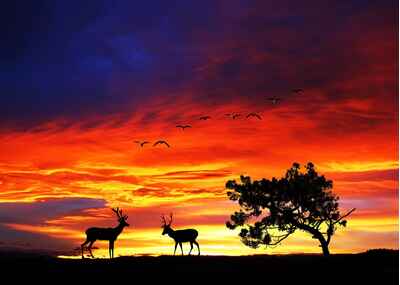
(333, 208, 356, 225)
(315, 220, 323, 229)
(326, 220, 333, 245)
(269, 232, 293, 246)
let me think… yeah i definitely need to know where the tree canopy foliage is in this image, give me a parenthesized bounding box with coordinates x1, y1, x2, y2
(226, 162, 355, 255)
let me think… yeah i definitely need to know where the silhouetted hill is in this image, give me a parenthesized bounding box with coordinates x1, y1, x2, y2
(0, 250, 397, 284)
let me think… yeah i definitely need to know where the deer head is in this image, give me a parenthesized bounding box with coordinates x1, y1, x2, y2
(161, 213, 173, 235)
(112, 207, 129, 227)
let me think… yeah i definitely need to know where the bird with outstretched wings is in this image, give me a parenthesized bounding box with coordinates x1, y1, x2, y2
(268, 97, 281, 104)
(292, 88, 304, 94)
(246, 113, 262, 120)
(134, 140, 150, 147)
(176, 125, 192, 130)
(232, 113, 241, 119)
(199, 116, 211, 121)
(153, 140, 170, 148)
(225, 112, 241, 119)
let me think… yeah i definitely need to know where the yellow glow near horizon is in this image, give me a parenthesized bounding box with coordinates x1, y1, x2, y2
(322, 161, 399, 172)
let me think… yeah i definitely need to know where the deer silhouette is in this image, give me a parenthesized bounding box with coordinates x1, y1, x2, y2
(161, 213, 200, 256)
(81, 208, 129, 259)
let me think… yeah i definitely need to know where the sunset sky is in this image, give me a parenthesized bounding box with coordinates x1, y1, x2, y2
(0, 1, 398, 257)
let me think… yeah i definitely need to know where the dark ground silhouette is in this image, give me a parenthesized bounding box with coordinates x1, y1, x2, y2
(0, 249, 397, 283)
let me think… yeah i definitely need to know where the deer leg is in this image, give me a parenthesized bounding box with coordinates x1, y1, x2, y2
(88, 240, 95, 258)
(189, 242, 193, 255)
(194, 241, 200, 256)
(110, 241, 114, 259)
(174, 242, 178, 255)
(179, 242, 184, 256)
(81, 239, 89, 259)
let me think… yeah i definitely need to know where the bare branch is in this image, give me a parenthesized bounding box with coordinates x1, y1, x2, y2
(326, 220, 334, 245)
(268, 232, 293, 246)
(318, 220, 324, 227)
(334, 208, 356, 225)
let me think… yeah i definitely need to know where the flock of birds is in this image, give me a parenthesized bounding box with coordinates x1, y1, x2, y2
(134, 89, 304, 148)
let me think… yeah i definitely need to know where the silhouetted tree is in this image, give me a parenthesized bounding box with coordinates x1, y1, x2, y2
(226, 162, 355, 256)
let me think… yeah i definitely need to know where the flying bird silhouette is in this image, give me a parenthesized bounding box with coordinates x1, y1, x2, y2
(292, 89, 304, 94)
(176, 125, 192, 130)
(246, 113, 262, 120)
(134, 141, 150, 147)
(225, 112, 242, 119)
(153, 140, 170, 148)
(199, 116, 211, 121)
(232, 113, 241, 119)
(268, 97, 281, 104)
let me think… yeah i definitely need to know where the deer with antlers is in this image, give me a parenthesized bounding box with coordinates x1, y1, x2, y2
(161, 213, 200, 256)
(81, 208, 129, 259)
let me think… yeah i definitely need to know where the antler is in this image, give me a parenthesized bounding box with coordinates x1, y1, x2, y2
(122, 210, 128, 220)
(161, 213, 173, 226)
(112, 207, 121, 218)
(112, 207, 128, 220)
(161, 215, 167, 226)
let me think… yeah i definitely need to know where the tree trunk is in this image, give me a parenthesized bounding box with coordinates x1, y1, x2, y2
(319, 239, 330, 256)
(313, 232, 330, 256)
(293, 221, 331, 256)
